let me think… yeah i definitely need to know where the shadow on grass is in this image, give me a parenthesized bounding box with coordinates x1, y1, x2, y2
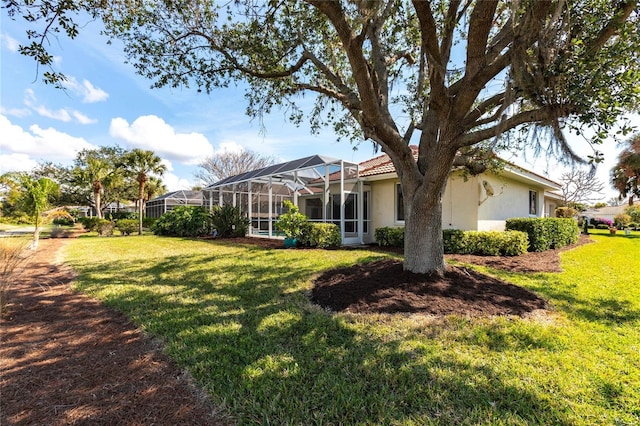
(66, 241, 581, 425)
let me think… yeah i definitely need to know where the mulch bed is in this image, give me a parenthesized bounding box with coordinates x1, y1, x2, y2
(1, 233, 590, 425)
(1, 238, 229, 426)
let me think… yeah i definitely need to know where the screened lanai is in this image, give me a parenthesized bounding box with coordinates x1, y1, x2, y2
(146, 190, 203, 219)
(202, 155, 366, 245)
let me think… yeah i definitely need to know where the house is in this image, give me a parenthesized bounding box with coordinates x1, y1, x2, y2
(146, 190, 203, 219)
(582, 201, 640, 223)
(202, 149, 561, 245)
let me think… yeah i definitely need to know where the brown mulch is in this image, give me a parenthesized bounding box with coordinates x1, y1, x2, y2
(1, 238, 230, 426)
(1, 233, 590, 425)
(311, 234, 591, 316)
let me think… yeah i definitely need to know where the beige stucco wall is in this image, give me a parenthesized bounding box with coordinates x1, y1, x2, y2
(367, 172, 549, 233)
(369, 179, 399, 230)
(477, 174, 543, 230)
(369, 174, 480, 232)
(442, 174, 479, 230)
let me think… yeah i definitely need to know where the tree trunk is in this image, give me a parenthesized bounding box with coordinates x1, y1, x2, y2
(30, 226, 41, 250)
(403, 189, 446, 276)
(94, 190, 103, 219)
(138, 184, 145, 235)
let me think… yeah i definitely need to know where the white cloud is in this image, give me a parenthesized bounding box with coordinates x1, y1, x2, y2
(109, 115, 214, 165)
(23, 88, 97, 124)
(62, 76, 109, 103)
(0, 105, 31, 118)
(1, 33, 19, 52)
(72, 110, 98, 125)
(162, 172, 194, 192)
(217, 141, 245, 154)
(32, 104, 73, 122)
(0, 114, 96, 169)
(0, 153, 38, 174)
(216, 131, 290, 158)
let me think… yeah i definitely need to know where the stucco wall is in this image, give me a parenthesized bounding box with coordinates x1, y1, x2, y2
(368, 173, 548, 233)
(369, 174, 480, 232)
(477, 174, 542, 230)
(442, 174, 479, 230)
(370, 179, 399, 230)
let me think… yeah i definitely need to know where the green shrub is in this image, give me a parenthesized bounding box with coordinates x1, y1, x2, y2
(211, 205, 249, 238)
(53, 216, 75, 226)
(596, 224, 609, 230)
(614, 213, 632, 228)
(142, 217, 156, 228)
(462, 230, 528, 256)
(506, 217, 578, 252)
(274, 201, 307, 240)
(97, 219, 115, 237)
(374, 227, 405, 247)
(443, 229, 465, 254)
(152, 206, 213, 237)
(107, 211, 137, 221)
(299, 222, 341, 248)
(377, 226, 527, 255)
(555, 206, 577, 218)
(624, 205, 640, 223)
(79, 217, 103, 232)
(628, 222, 638, 230)
(116, 219, 138, 236)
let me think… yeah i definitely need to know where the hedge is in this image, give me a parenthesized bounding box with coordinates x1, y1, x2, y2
(376, 227, 528, 256)
(460, 230, 528, 256)
(505, 217, 579, 252)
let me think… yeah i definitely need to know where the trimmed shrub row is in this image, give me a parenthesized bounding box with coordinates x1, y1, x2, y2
(376, 217, 579, 255)
(459, 231, 528, 256)
(376, 226, 528, 256)
(506, 217, 579, 252)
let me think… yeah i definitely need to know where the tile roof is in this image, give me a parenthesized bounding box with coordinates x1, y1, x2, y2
(359, 146, 418, 177)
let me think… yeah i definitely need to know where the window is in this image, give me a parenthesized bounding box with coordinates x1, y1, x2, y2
(529, 190, 537, 215)
(305, 197, 323, 219)
(396, 183, 404, 221)
(363, 191, 370, 233)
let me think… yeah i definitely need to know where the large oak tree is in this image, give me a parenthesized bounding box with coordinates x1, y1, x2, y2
(8, 0, 640, 274)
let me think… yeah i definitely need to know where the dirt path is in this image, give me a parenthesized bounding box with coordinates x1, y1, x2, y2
(1, 239, 229, 425)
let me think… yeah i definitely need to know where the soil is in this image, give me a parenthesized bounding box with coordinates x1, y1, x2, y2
(1, 233, 590, 425)
(1, 238, 230, 426)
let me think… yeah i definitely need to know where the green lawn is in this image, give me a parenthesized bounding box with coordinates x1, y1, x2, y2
(62, 232, 640, 425)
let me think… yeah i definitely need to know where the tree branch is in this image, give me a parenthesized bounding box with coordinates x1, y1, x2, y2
(457, 106, 568, 147)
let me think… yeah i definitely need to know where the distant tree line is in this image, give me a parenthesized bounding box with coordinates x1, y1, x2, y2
(0, 147, 167, 233)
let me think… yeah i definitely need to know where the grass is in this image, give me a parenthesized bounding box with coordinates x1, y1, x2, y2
(62, 232, 640, 425)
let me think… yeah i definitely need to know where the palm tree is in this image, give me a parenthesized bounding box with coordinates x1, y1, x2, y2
(123, 149, 167, 235)
(73, 147, 123, 219)
(143, 176, 167, 206)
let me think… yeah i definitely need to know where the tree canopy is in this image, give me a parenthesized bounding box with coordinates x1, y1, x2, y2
(611, 133, 640, 204)
(7, 0, 640, 274)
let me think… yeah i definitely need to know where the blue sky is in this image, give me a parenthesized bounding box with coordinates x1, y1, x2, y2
(0, 13, 634, 201)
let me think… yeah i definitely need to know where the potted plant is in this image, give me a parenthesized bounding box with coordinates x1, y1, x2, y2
(275, 200, 307, 248)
